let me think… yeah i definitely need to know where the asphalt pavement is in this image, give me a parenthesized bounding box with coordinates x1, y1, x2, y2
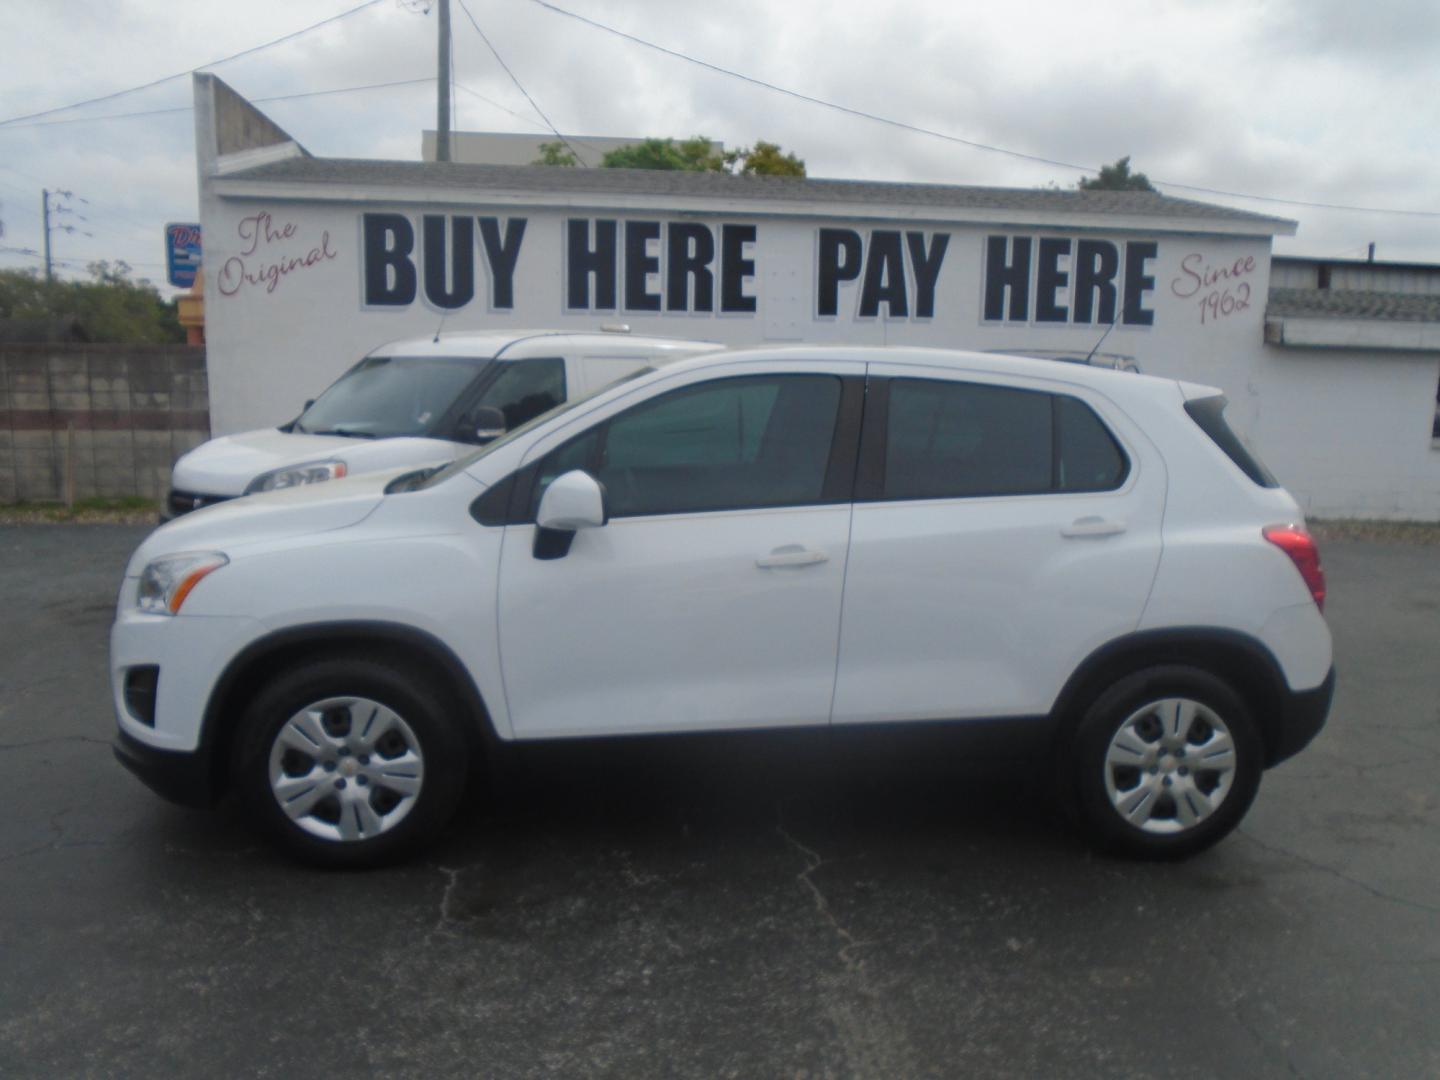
(0, 524, 1436, 1078)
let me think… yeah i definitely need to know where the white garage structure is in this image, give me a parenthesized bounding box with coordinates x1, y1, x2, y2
(195, 75, 1440, 520)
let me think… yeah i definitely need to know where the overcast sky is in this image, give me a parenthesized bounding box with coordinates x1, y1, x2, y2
(2, 0, 1437, 292)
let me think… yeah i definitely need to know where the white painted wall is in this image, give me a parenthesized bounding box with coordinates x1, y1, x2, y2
(200, 198, 1266, 414)
(1250, 348, 1440, 520)
(196, 190, 1440, 520)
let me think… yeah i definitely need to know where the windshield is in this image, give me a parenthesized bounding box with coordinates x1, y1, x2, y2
(295, 355, 489, 438)
(418, 367, 655, 491)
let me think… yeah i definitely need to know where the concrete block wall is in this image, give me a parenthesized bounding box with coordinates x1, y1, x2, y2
(0, 344, 209, 504)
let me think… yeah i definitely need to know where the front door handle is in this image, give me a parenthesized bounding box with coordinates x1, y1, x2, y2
(1061, 515, 1127, 539)
(756, 545, 829, 569)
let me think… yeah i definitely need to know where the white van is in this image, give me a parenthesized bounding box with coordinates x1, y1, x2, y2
(164, 329, 723, 520)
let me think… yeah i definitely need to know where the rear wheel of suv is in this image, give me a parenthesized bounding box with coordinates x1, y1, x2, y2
(1070, 665, 1263, 860)
(235, 654, 467, 868)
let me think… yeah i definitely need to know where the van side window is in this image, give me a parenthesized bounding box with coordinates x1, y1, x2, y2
(881, 378, 1127, 500)
(476, 357, 566, 430)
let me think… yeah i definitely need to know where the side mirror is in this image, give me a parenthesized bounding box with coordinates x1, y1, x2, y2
(536, 470, 608, 532)
(470, 405, 507, 443)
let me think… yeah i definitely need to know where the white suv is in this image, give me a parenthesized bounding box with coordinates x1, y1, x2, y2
(112, 346, 1333, 866)
(163, 329, 723, 519)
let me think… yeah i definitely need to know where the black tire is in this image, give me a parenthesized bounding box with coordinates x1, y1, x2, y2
(234, 653, 468, 868)
(1069, 665, 1263, 860)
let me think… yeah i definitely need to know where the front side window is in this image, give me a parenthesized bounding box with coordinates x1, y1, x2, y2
(532, 374, 843, 519)
(296, 356, 485, 438)
(881, 378, 1127, 500)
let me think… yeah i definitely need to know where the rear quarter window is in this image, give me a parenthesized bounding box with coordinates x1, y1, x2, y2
(879, 378, 1129, 500)
(1184, 396, 1278, 488)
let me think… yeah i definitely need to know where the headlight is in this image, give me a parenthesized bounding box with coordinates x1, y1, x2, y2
(245, 460, 347, 495)
(138, 552, 229, 615)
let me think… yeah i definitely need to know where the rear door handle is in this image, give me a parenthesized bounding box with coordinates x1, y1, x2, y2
(756, 545, 829, 569)
(1061, 515, 1127, 538)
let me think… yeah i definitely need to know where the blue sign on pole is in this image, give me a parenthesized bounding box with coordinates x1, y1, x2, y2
(165, 223, 202, 288)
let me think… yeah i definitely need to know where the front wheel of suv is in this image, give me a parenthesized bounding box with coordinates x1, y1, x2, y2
(234, 654, 468, 868)
(1070, 665, 1263, 860)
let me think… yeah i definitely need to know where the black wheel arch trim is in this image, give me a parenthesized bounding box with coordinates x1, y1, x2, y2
(194, 620, 499, 804)
(1049, 626, 1332, 769)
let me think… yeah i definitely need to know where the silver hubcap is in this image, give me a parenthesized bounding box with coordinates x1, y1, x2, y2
(1103, 697, 1237, 835)
(267, 696, 425, 842)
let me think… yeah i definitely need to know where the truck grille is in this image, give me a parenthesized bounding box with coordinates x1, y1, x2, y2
(166, 489, 234, 518)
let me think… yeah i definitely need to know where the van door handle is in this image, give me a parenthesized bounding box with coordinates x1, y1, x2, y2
(1061, 516, 1127, 538)
(756, 545, 829, 568)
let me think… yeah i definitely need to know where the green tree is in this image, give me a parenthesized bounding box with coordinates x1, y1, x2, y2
(725, 140, 805, 177)
(532, 140, 579, 167)
(588, 135, 807, 177)
(0, 261, 183, 343)
(600, 136, 727, 171)
(1078, 156, 1155, 192)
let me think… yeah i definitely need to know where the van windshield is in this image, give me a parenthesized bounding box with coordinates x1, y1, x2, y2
(295, 355, 490, 439)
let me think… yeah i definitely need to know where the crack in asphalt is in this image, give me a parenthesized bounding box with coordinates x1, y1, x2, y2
(0, 806, 116, 864)
(0, 735, 110, 751)
(1207, 950, 1309, 1080)
(429, 863, 481, 941)
(1238, 829, 1440, 915)
(775, 823, 869, 973)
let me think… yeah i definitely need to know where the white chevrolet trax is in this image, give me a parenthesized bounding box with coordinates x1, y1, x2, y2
(163, 329, 722, 520)
(112, 347, 1333, 866)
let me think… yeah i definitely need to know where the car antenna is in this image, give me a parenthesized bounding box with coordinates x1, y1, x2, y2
(1083, 305, 1122, 366)
(432, 312, 449, 344)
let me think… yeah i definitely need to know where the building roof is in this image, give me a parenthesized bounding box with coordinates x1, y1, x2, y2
(1272, 254, 1440, 274)
(1266, 287, 1440, 323)
(220, 157, 1294, 230)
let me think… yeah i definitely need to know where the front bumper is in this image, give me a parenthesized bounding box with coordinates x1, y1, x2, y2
(160, 488, 237, 523)
(1269, 665, 1335, 766)
(114, 728, 217, 808)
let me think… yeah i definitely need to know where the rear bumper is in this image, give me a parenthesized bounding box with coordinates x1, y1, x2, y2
(113, 728, 217, 808)
(1269, 665, 1335, 766)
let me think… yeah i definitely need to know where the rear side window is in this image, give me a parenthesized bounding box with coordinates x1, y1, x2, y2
(881, 379, 1128, 500)
(1184, 396, 1278, 488)
(1056, 395, 1128, 492)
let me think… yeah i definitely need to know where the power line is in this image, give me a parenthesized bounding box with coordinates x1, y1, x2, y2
(455, 0, 588, 165)
(0, 77, 431, 250)
(1, 76, 434, 131)
(0, 0, 387, 129)
(454, 82, 545, 127)
(457, 84, 657, 152)
(529, 0, 1440, 221)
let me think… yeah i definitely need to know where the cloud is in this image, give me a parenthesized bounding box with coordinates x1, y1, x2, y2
(1261, 0, 1440, 62)
(1, 0, 1438, 278)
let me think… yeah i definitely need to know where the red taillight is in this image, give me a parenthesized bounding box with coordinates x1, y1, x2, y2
(1263, 525, 1326, 612)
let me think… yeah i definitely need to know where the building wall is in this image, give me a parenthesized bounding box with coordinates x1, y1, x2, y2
(1271, 258, 1440, 296)
(0, 344, 209, 504)
(200, 196, 1272, 427)
(196, 191, 1440, 520)
(1251, 346, 1440, 519)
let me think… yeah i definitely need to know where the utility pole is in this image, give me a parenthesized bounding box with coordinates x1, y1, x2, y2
(39, 188, 90, 280)
(436, 0, 452, 162)
(42, 188, 52, 281)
